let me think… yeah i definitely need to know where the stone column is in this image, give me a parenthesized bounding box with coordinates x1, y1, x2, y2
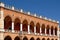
(28, 24, 30, 34)
(57, 25, 59, 40)
(53, 29, 55, 36)
(34, 26, 36, 34)
(12, 22, 14, 32)
(49, 29, 51, 36)
(40, 27, 42, 35)
(45, 28, 46, 35)
(20, 23, 22, 31)
(0, 10, 4, 40)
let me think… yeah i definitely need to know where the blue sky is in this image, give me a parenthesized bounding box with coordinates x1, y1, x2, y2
(0, 0, 60, 22)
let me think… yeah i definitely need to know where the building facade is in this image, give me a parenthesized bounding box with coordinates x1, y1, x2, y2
(0, 2, 59, 40)
(59, 28, 60, 40)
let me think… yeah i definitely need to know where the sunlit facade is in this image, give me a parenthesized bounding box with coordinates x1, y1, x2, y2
(59, 28, 60, 40)
(0, 2, 59, 40)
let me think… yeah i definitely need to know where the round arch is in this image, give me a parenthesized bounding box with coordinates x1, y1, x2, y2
(30, 37, 34, 40)
(4, 36, 12, 40)
(46, 25, 50, 34)
(36, 23, 40, 33)
(23, 36, 28, 40)
(41, 24, 45, 34)
(4, 16, 12, 30)
(36, 38, 40, 40)
(55, 39, 57, 40)
(14, 18, 21, 31)
(42, 38, 45, 40)
(47, 38, 50, 40)
(51, 26, 54, 35)
(51, 39, 54, 40)
(14, 36, 20, 40)
(30, 21, 34, 33)
(22, 20, 28, 32)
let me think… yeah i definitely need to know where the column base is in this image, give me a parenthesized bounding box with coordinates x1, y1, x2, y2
(28, 32, 30, 34)
(12, 30, 14, 33)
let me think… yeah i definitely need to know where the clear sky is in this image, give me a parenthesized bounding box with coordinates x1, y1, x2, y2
(0, 0, 60, 22)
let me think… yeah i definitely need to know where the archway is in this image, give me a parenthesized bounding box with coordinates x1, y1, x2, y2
(55, 39, 57, 40)
(30, 37, 34, 40)
(42, 38, 45, 40)
(47, 38, 50, 40)
(4, 36, 12, 40)
(30, 21, 34, 33)
(4, 16, 12, 30)
(51, 26, 53, 35)
(51, 39, 54, 40)
(41, 24, 45, 34)
(55, 27, 57, 35)
(36, 23, 40, 33)
(23, 37, 28, 40)
(14, 36, 20, 40)
(14, 18, 20, 31)
(36, 38, 40, 40)
(22, 20, 28, 32)
(46, 25, 49, 34)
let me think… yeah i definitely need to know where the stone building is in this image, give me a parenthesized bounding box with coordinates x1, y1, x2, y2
(0, 2, 59, 40)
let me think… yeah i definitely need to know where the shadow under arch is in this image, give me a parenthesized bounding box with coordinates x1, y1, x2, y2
(46, 25, 50, 34)
(30, 37, 34, 40)
(14, 18, 21, 31)
(36, 38, 40, 40)
(51, 26, 54, 35)
(42, 38, 45, 40)
(22, 19, 28, 32)
(14, 36, 20, 40)
(55, 27, 57, 35)
(51, 39, 54, 40)
(4, 16, 12, 30)
(4, 36, 12, 40)
(30, 21, 34, 33)
(47, 38, 50, 40)
(41, 24, 45, 34)
(36, 23, 40, 33)
(23, 36, 28, 40)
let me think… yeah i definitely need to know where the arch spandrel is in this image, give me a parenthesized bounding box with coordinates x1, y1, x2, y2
(4, 15, 13, 21)
(13, 16, 22, 23)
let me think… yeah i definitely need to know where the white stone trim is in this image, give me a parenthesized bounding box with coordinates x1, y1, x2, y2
(12, 6, 14, 10)
(28, 12, 30, 15)
(0, 11, 4, 30)
(0, 2, 4, 7)
(28, 24, 30, 34)
(20, 23, 22, 31)
(34, 26, 36, 34)
(12, 22, 14, 32)
(49, 29, 51, 36)
(58, 25, 59, 40)
(20, 9, 23, 12)
(34, 13, 36, 17)
(45, 28, 46, 35)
